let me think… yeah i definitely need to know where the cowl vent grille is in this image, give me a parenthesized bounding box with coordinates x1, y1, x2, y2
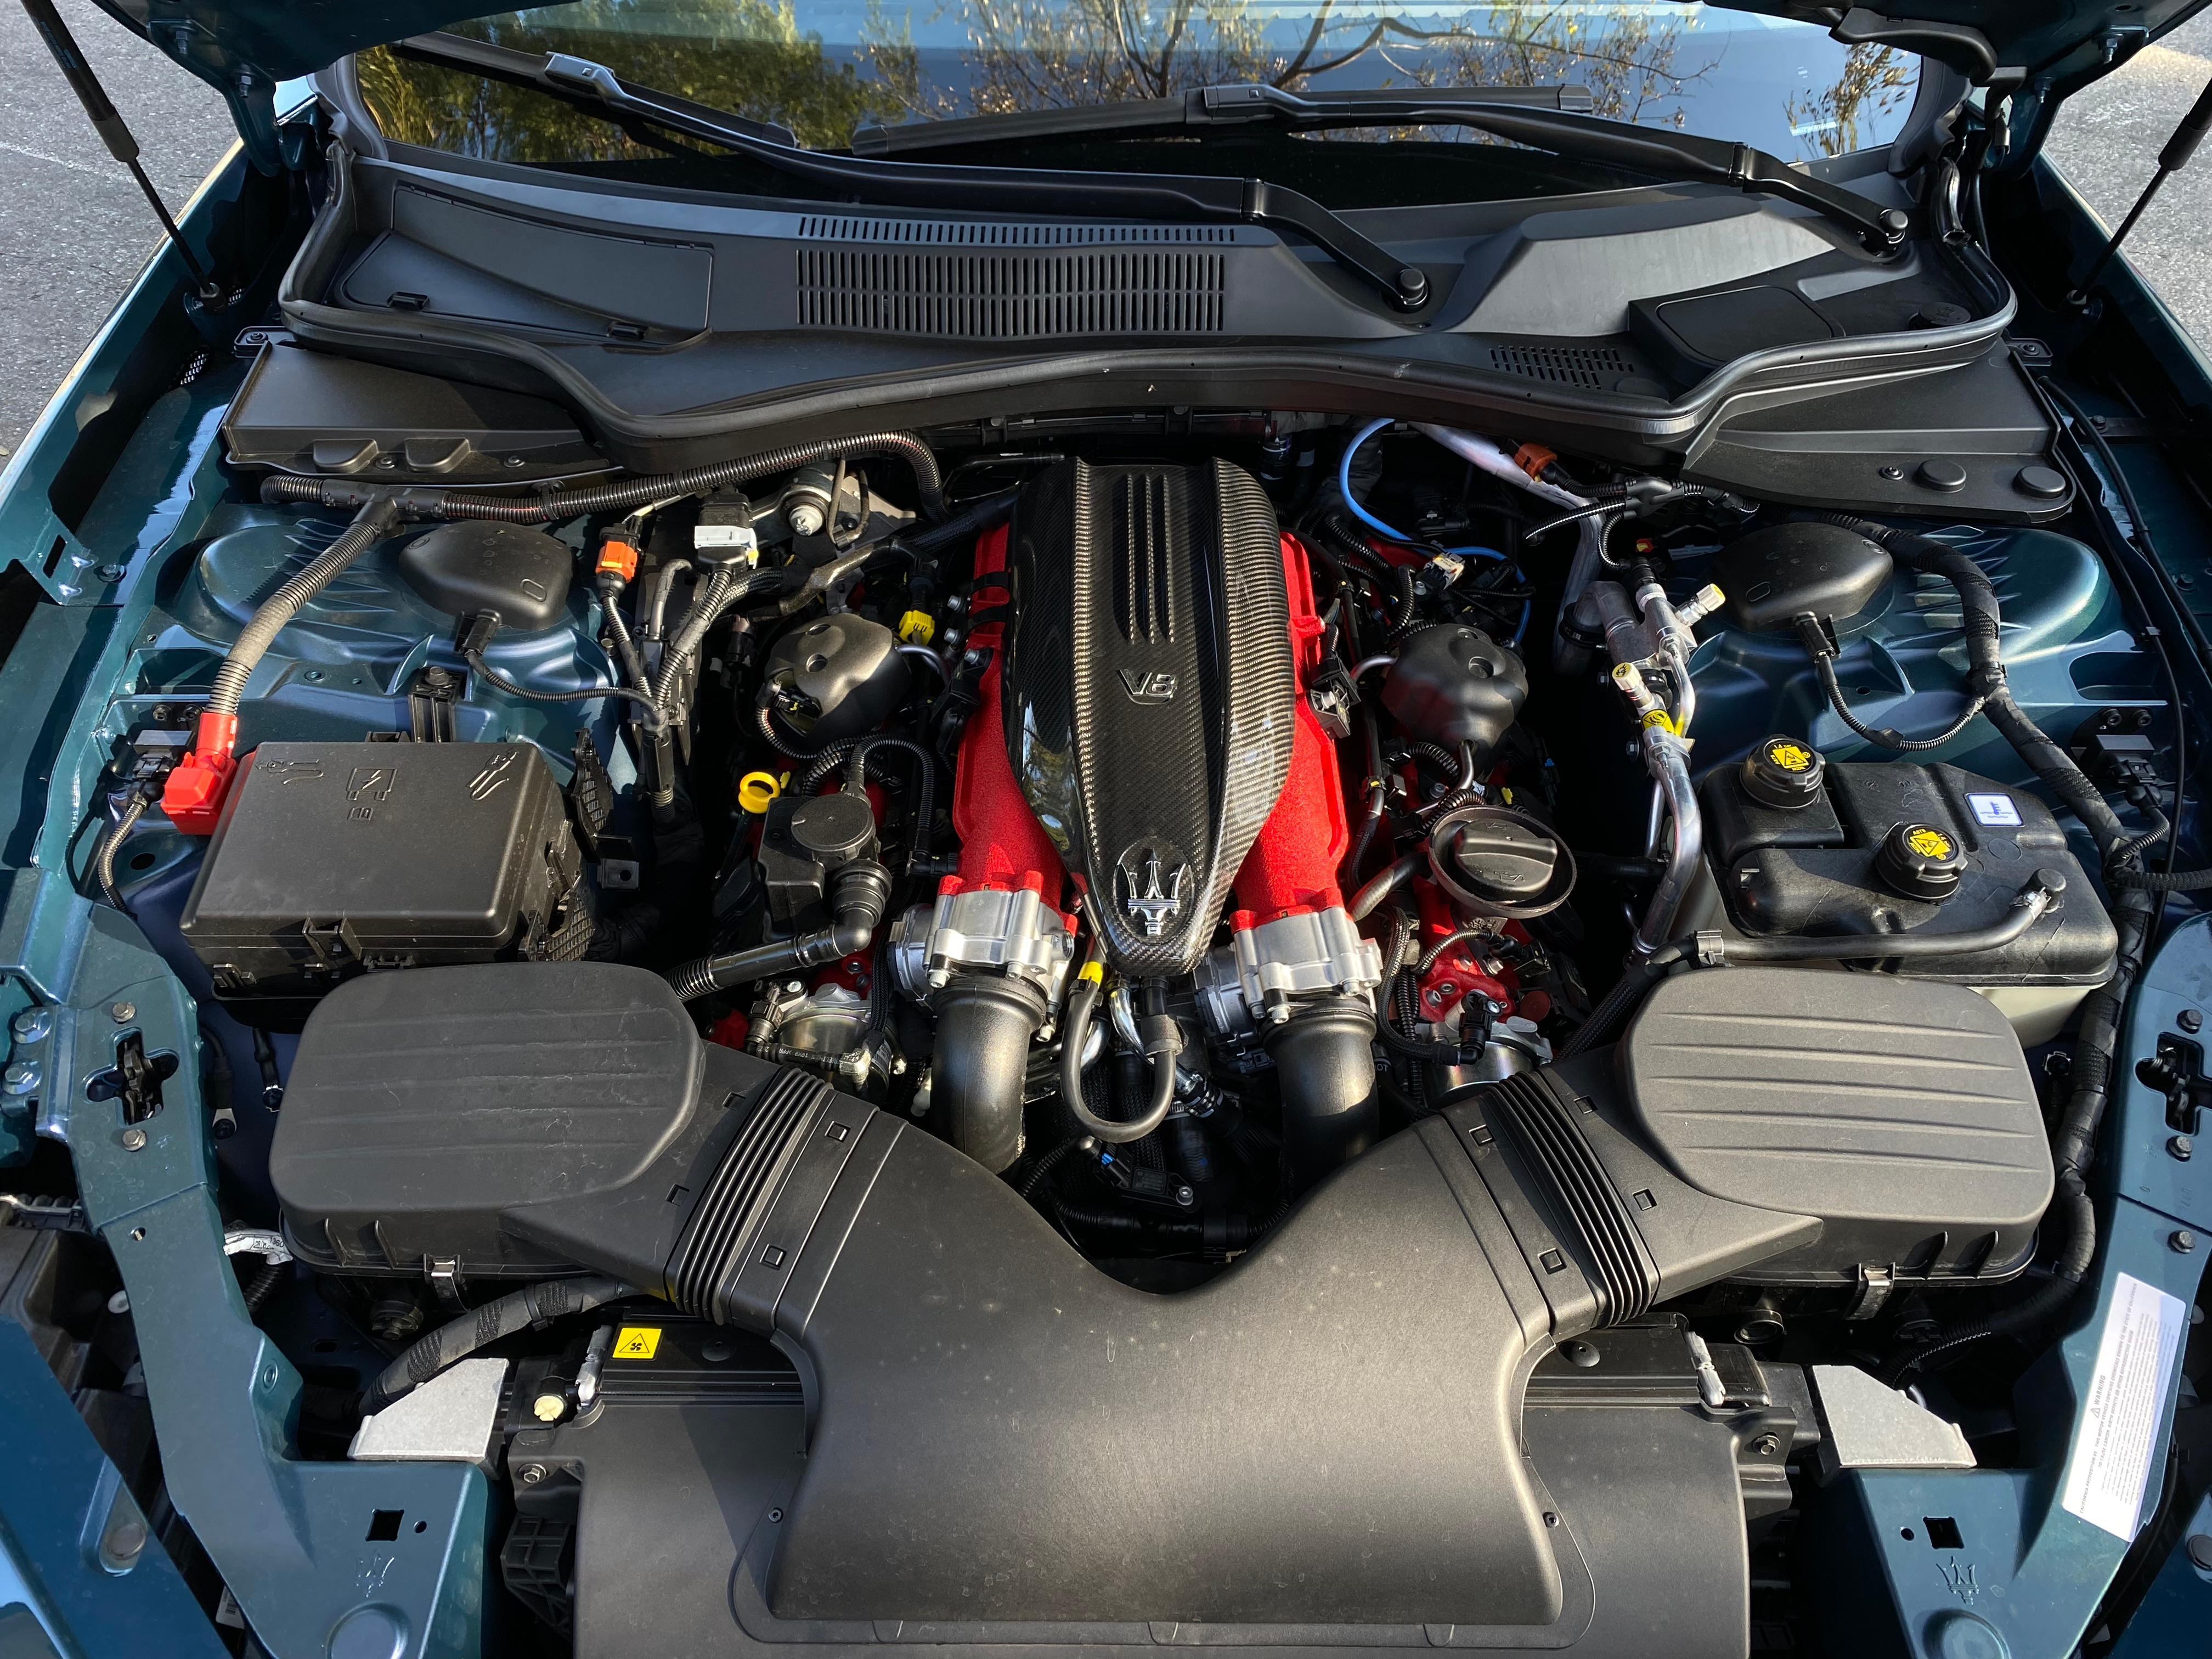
(1487, 344, 1630, 388)
(796, 216, 1238, 246)
(797, 246, 1227, 339)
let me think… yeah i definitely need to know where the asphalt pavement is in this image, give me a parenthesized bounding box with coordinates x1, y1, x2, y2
(1, 3, 2210, 459)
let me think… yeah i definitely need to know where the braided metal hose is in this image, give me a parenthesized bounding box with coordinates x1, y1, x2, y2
(261, 432, 946, 524)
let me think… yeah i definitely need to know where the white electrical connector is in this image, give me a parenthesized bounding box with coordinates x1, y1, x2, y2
(693, 523, 759, 566)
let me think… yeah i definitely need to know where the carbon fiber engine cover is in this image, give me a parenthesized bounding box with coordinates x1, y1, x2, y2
(1001, 458, 1295, 976)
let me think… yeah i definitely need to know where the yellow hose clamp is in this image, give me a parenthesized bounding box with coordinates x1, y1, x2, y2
(737, 771, 781, 814)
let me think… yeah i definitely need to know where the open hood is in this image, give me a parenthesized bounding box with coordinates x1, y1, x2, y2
(82, 0, 2212, 170)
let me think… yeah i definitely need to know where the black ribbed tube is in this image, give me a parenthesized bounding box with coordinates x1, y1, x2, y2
(365, 1276, 631, 1410)
(261, 431, 944, 523)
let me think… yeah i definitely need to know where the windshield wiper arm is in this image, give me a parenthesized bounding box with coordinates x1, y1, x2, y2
(861, 83, 1909, 252)
(852, 82, 1594, 154)
(393, 33, 1430, 308)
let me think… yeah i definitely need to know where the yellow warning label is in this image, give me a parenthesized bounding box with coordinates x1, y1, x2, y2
(1906, 826, 1954, 859)
(1767, 742, 1814, 773)
(611, 1326, 662, 1360)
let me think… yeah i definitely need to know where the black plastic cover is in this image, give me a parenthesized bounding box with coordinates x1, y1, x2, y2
(179, 742, 582, 1001)
(1699, 759, 2117, 984)
(1713, 521, 1894, 632)
(398, 520, 574, 631)
(1380, 623, 1528, 752)
(1621, 967, 2052, 1283)
(273, 962, 760, 1278)
(761, 616, 909, 745)
(1002, 458, 1294, 976)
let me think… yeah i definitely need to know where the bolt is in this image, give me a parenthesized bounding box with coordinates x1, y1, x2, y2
(95, 564, 126, 584)
(104, 1519, 146, 1561)
(1751, 1433, 1781, 1458)
(2183, 1009, 2205, 1034)
(1878, 464, 1904, 481)
(8, 1008, 46, 1043)
(768, 1507, 785, 1523)
(374, 455, 398, 470)
(505, 455, 527, 469)
(1175, 1185, 1195, 1206)
(518, 1464, 546, 1485)
(2175, 1229, 2198, 1254)
(110, 1002, 135, 1024)
(106, 1290, 129, 1316)
(2174, 1135, 2195, 1162)
(1542, 1511, 1560, 1529)
(2, 1062, 39, 1095)
(120, 1127, 146, 1152)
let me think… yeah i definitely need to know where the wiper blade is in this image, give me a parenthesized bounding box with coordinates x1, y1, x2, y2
(393, 33, 1430, 308)
(852, 82, 1594, 154)
(861, 83, 1909, 252)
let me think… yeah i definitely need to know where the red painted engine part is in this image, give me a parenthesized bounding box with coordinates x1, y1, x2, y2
(1409, 877, 1518, 1023)
(1231, 533, 1350, 922)
(948, 523, 1068, 907)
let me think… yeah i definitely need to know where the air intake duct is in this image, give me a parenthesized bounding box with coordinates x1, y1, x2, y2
(271, 962, 2053, 1634)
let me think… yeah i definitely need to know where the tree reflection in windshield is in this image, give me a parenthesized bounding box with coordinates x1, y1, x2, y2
(356, 1, 1912, 168)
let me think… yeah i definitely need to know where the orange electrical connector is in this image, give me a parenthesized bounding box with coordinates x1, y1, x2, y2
(1511, 443, 1557, 482)
(596, 535, 639, 583)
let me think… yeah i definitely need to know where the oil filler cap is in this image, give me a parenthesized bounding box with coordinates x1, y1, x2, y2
(1877, 821, 1967, 901)
(1740, 735, 1824, 810)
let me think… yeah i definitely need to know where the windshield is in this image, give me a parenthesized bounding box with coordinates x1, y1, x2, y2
(359, 2, 1922, 185)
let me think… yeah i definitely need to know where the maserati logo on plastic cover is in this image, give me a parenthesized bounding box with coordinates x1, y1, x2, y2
(1119, 848, 1188, 937)
(1116, 668, 1179, 704)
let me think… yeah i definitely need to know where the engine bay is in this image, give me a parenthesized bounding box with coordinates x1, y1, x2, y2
(22, 367, 2181, 1657)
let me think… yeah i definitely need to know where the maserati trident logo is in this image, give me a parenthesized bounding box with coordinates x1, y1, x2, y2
(1117, 668, 1178, 705)
(1119, 849, 1188, 937)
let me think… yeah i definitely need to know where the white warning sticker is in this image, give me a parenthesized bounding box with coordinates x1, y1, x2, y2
(1968, 792, 2023, 827)
(2060, 1272, 2187, 1540)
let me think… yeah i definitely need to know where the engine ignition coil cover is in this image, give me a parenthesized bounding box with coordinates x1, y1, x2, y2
(179, 741, 583, 1003)
(1000, 457, 1296, 977)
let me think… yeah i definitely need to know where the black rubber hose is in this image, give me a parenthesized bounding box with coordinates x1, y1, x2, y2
(934, 971, 1048, 1173)
(1058, 972, 1177, 1144)
(1268, 995, 1381, 1186)
(365, 1276, 632, 1411)
(464, 638, 669, 730)
(262, 431, 947, 523)
(1348, 851, 1425, 922)
(667, 862, 889, 1000)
